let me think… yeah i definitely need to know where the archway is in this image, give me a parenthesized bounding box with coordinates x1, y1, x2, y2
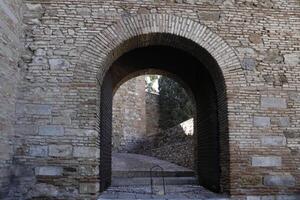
(73, 14, 246, 196)
(100, 45, 227, 193)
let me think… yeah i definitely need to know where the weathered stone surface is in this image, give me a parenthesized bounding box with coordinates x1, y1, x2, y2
(73, 147, 100, 158)
(197, 11, 221, 21)
(53, 49, 69, 56)
(278, 117, 290, 127)
(35, 166, 63, 176)
(15, 124, 37, 135)
(247, 196, 260, 200)
(249, 33, 262, 44)
(265, 50, 284, 64)
(252, 156, 282, 167)
(276, 195, 300, 200)
(26, 3, 43, 11)
(76, 7, 91, 16)
(242, 58, 256, 70)
(261, 97, 287, 109)
(39, 125, 64, 136)
(49, 145, 72, 157)
(237, 47, 256, 56)
(0, 143, 13, 159)
(33, 56, 47, 64)
(65, 128, 98, 136)
(79, 183, 99, 194)
(16, 104, 52, 115)
(79, 165, 99, 176)
(253, 116, 270, 127)
(261, 136, 286, 146)
(240, 176, 262, 186)
(264, 175, 296, 187)
(35, 49, 46, 56)
(29, 146, 48, 157)
(49, 59, 70, 70)
(25, 183, 59, 199)
(284, 53, 300, 65)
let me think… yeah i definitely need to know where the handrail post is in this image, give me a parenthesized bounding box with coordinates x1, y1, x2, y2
(150, 165, 166, 196)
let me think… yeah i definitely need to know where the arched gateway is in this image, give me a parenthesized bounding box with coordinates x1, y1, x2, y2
(73, 14, 246, 195)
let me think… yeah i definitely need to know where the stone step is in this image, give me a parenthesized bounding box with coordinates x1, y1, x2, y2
(111, 177, 198, 186)
(112, 170, 195, 178)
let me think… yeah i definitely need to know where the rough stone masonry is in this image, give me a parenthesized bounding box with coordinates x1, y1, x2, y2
(0, 0, 299, 199)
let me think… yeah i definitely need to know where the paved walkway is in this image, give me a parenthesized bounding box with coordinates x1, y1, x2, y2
(98, 153, 228, 199)
(98, 185, 228, 199)
(112, 153, 193, 173)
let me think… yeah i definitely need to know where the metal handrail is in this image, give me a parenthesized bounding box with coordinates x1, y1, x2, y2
(150, 165, 166, 196)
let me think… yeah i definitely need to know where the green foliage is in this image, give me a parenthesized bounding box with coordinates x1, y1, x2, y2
(158, 76, 194, 129)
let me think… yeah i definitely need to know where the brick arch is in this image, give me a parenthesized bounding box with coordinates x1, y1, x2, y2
(74, 14, 245, 86)
(72, 14, 246, 195)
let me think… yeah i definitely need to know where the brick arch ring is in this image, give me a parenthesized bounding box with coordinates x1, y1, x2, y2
(74, 14, 246, 87)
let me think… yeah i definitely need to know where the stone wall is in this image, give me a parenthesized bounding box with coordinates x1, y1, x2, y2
(145, 92, 160, 137)
(112, 76, 146, 152)
(112, 76, 161, 152)
(4, 0, 300, 199)
(137, 119, 194, 170)
(0, 0, 24, 198)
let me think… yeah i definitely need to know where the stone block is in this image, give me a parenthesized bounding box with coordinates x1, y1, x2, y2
(35, 166, 63, 176)
(16, 104, 52, 115)
(33, 56, 47, 64)
(261, 136, 286, 146)
(26, 3, 43, 12)
(73, 147, 100, 158)
(29, 146, 48, 157)
(265, 50, 284, 64)
(247, 197, 261, 200)
(242, 58, 256, 70)
(65, 128, 98, 136)
(53, 50, 69, 56)
(49, 145, 72, 157)
(252, 156, 281, 167)
(15, 124, 37, 135)
(76, 7, 91, 16)
(49, 59, 70, 70)
(35, 49, 46, 56)
(278, 117, 290, 127)
(26, 183, 59, 199)
(79, 183, 99, 194)
(276, 195, 300, 200)
(198, 11, 221, 21)
(0, 143, 12, 160)
(249, 33, 262, 44)
(261, 196, 275, 200)
(261, 97, 287, 109)
(237, 47, 256, 56)
(284, 53, 300, 65)
(39, 125, 64, 136)
(79, 165, 99, 176)
(253, 116, 270, 127)
(264, 175, 295, 187)
(52, 116, 71, 125)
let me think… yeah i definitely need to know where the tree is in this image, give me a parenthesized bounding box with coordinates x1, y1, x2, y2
(158, 76, 194, 129)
